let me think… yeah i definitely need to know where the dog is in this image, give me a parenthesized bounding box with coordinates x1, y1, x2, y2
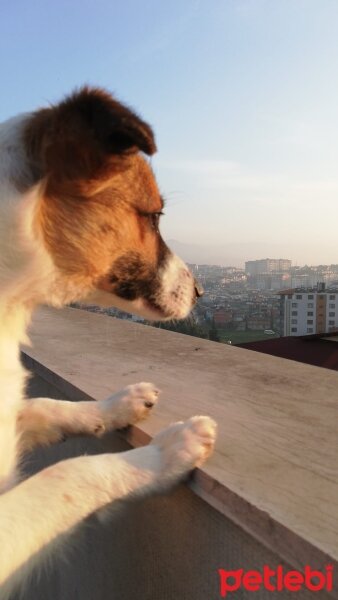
(0, 87, 216, 598)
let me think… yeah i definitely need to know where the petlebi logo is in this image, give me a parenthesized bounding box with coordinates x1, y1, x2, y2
(218, 565, 334, 596)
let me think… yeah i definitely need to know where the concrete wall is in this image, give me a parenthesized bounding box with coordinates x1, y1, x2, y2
(13, 373, 331, 600)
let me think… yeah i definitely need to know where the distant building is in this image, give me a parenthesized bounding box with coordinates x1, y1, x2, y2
(291, 265, 338, 288)
(213, 308, 232, 326)
(279, 284, 338, 336)
(249, 272, 291, 291)
(245, 259, 291, 275)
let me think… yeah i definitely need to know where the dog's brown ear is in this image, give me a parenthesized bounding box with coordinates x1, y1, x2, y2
(61, 87, 157, 156)
(24, 86, 157, 186)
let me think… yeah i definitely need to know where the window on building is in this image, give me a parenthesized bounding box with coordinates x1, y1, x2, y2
(307, 328, 313, 333)
(308, 294, 314, 299)
(288, 294, 292, 299)
(292, 311, 298, 316)
(329, 295, 335, 300)
(292, 302, 297, 308)
(296, 294, 302, 299)
(308, 303, 314, 308)
(329, 312, 335, 317)
(291, 319, 297, 324)
(329, 320, 335, 326)
(329, 303, 336, 308)
(307, 319, 313, 324)
(307, 311, 313, 316)
(291, 327, 297, 332)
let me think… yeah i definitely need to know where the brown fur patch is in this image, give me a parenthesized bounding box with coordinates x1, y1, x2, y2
(35, 155, 166, 287)
(62, 494, 73, 504)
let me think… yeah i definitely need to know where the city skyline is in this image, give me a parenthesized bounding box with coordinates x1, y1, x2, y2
(1, 1, 338, 265)
(167, 239, 338, 270)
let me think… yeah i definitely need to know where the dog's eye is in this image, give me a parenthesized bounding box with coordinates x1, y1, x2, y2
(149, 212, 163, 230)
(140, 211, 164, 231)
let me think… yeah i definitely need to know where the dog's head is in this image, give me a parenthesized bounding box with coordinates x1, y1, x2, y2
(17, 87, 202, 320)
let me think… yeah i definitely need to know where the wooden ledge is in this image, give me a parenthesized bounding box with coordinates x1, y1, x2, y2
(22, 306, 338, 574)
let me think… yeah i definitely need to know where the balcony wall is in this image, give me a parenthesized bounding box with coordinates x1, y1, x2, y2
(16, 306, 337, 600)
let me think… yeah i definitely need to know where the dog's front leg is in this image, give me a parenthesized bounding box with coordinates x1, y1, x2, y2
(0, 368, 26, 493)
(18, 382, 159, 452)
(0, 416, 216, 598)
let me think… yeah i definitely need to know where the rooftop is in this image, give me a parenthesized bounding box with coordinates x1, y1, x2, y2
(279, 287, 338, 295)
(239, 333, 338, 372)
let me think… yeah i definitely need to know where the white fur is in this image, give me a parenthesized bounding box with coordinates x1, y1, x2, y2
(0, 112, 216, 599)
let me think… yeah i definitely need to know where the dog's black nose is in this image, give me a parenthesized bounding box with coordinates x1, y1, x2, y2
(194, 280, 204, 298)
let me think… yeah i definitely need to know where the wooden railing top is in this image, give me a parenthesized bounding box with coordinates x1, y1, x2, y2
(23, 306, 338, 571)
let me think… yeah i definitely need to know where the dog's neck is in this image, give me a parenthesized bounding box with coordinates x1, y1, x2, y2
(0, 304, 30, 369)
(0, 182, 51, 375)
(0, 203, 40, 499)
(0, 117, 56, 362)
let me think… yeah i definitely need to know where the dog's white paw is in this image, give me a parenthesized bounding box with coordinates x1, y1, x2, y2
(151, 416, 217, 484)
(99, 382, 160, 429)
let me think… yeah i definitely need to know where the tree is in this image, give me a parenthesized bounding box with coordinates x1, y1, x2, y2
(208, 319, 220, 342)
(154, 319, 207, 340)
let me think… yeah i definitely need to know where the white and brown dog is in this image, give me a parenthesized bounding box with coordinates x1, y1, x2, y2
(0, 87, 216, 598)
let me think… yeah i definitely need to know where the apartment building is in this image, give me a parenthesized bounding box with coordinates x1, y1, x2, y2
(245, 258, 291, 275)
(248, 272, 291, 291)
(280, 286, 338, 336)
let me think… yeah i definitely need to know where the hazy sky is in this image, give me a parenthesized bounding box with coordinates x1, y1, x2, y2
(1, 0, 338, 267)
